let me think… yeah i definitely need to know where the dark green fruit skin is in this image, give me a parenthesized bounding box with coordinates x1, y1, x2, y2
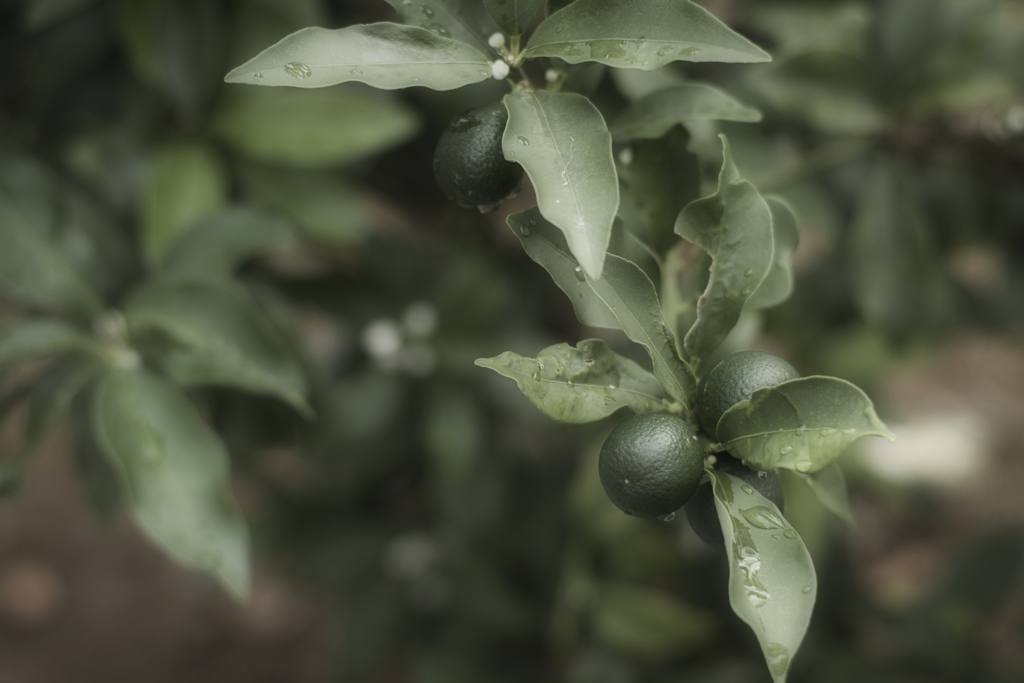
(696, 350, 800, 440)
(685, 454, 784, 551)
(599, 413, 704, 519)
(433, 101, 523, 210)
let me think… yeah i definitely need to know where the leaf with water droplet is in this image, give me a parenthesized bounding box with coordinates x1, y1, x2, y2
(710, 469, 815, 683)
(676, 135, 775, 372)
(92, 367, 250, 599)
(384, 0, 501, 56)
(718, 376, 894, 473)
(502, 89, 618, 280)
(475, 338, 666, 423)
(523, 0, 770, 69)
(224, 24, 493, 91)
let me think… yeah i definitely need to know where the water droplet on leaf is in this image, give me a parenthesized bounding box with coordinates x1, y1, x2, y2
(795, 461, 813, 473)
(574, 266, 586, 282)
(284, 62, 312, 79)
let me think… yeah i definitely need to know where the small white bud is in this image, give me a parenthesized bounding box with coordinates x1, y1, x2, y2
(618, 147, 634, 165)
(491, 59, 510, 80)
(488, 32, 505, 49)
(545, 69, 560, 83)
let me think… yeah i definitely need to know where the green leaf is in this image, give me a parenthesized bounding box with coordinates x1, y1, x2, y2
(484, 0, 544, 36)
(609, 84, 762, 140)
(717, 376, 895, 474)
(506, 207, 618, 329)
(158, 208, 296, 283)
(745, 196, 799, 310)
(710, 468, 816, 683)
(224, 24, 494, 91)
(675, 135, 774, 370)
(584, 256, 696, 411)
(142, 143, 227, 266)
(24, 357, 103, 448)
(0, 319, 98, 370)
(91, 367, 250, 599)
(212, 86, 420, 167)
(125, 280, 311, 416)
(502, 89, 619, 280)
(0, 196, 105, 316)
(618, 126, 699, 253)
(792, 463, 854, 525)
(661, 240, 711, 357)
(238, 165, 373, 245)
(475, 338, 667, 424)
(384, 0, 501, 57)
(523, 0, 771, 69)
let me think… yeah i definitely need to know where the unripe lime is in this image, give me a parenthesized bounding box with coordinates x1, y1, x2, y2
(684, 454, 784, 551)
(599, 412, 704, 518)
(432, 101, 523, 213)
(696, 350, 800, 440)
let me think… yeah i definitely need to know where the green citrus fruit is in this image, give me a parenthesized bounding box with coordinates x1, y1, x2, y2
(433, 101, 523, 213)
(696, 350, 800, 439)
(599, 412, 704, 518)
(684, 454, 784, 551)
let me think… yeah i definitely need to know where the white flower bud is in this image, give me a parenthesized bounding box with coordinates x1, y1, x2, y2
(545, 69, 560, 83)
(491, 59, 510, 80)
(488, 32, 505, 49)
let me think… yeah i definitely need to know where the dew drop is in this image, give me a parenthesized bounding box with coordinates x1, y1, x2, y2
(253, 72, 264, 80)
(819, 427, 836, 436)
(555, 27, 562, 33)
(659, 512, 676, 522)
(520, 225, 530, 236)
(517, 136, 530, 146)
(623, 478, 630, 485)
(284, 62, 312, 79)
(529, 218, 537, 226)
(350, 69, 363, 75)
(657, 46, 673, 56)
(531, 371, 540, 381)
(842, 427, 856, 434)
(802, 585, 812, 594)
(741, 287, 751, 296)
(783, 529, 798, 539)
(566, 380, 574, 388)
(641, 60, 649, 66)
(574, 266, 586, 282)
(583, 358, 595, 366)
(780, 445, 793, 455)
(795, 461, 813, 473)
(795, 426, 806, 436)
(741, 484, 755, 495)
(420, 5, 435, 18)
(744, 268, 754, 277)
(607, 383, 617, 390)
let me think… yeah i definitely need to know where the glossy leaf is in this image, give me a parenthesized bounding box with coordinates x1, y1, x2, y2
(523, 0, 771, 69)
(475, 338, 667, 424)
(610, 85, 762, 140)
(125, 280, 311, 416)
(0, 319, 98, 369)
(506, 207, 618, 329)
(717, 376, 895, 473)
(793, 463, 854, 525)
(661, 240, 711, 357)
(212, 86, 420, 167)
(142, 143, 227, 266)
(384, 0, 500, 57)
(224, 24, 493, 91)
(676, 135, 774, 371)
(711, 468, 816, 683)
(745, 196, 799, 310)
(484, 0, 543, 36)
(0, 196, 105, 316)
(158, 208, 296, 282)
(502, 90, 618, 280)
(92, 367, 249, 598)
(584, 255, 697, 410)
(618, 126, 699, 253)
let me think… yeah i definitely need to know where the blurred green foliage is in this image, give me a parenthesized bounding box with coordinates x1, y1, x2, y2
(1, 0, 1023, 681)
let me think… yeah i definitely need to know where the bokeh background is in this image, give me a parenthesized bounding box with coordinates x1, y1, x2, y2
(2, 0, 1024, 681)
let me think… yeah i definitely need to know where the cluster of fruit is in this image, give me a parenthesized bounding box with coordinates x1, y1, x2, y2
(599, 350, 797, 549)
